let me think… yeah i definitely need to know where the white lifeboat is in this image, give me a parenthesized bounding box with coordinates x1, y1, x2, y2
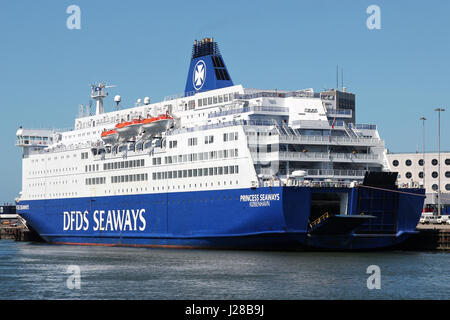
(141, 114, 174, 138)
(115, 119, 143, 141)
(101, 129, 119, 145)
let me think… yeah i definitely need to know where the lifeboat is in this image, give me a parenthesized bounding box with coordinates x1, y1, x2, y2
(115, 119, 143, 141)
(101, 129, 119, 145)
(141, 114, 174, 138)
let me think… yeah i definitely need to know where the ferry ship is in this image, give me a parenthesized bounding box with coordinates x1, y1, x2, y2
(15, 38, 425, 250)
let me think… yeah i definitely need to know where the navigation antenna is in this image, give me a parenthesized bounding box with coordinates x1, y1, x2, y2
(90, 82, 116, 115)
(78, 104, 84, 118)
(87, 100, 93, 116)
(114, 95, 121, 111)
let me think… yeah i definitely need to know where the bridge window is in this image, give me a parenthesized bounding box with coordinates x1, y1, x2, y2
(205, 135, 214, 144)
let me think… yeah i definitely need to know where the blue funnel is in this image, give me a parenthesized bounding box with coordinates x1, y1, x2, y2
(184, 38, 233, 96)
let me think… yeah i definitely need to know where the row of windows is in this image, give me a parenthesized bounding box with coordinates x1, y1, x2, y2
(205, 135, 214, 144)
(430, 184, 450, 191)
(197, 93, 235, 108)
(188, 137, 198, 146)
(171, 132, 236, 149)
(111, 173, 149, 184)
(86, 177, 106, 185)
(86, 164, 100, 172)
(30, 153, 76, 163)
(403, 171, 450, 179)
(169, 140, 178, 149)
(152, 180, 240, 192)
(28, 180, 78, 187)
(152, 165, 240, 180)
(103, 159, 145, 171)
(158, 149, 239, 165)
(81, 152, 89, 159)
(393, 158, 450, 167)
(30, 167, 77, 176)
(29, 192, 79, 199)
(223, 132, 238, 142)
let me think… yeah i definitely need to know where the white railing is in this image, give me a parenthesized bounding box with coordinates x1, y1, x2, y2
(273, 151, 379, 161)
(235, 90, 318, 99)
(208, 106, 289, 118)
(258, 168, 366, 178)
(31, 141, 102, 155)
(305, 169, 366, 177)
(247, 134, 383, 146)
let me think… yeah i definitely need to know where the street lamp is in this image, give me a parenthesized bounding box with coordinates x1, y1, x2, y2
(420, 117, 426, 190)
(434, 108, 445, 216)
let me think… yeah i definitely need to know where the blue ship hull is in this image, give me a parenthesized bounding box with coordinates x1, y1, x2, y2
(16, 186, 425, 250)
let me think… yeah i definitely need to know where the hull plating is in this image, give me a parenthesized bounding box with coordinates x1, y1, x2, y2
(16, 186, 425, 250)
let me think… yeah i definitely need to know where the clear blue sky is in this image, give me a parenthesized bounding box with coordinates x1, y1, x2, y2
(1, 0, 449, 203)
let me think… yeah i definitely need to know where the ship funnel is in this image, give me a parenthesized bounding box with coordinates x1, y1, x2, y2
(184, 37, 233, 96)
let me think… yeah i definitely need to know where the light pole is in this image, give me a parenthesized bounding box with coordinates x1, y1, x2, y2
(420, 117, 426, 190)
(434, 108, 445, 216)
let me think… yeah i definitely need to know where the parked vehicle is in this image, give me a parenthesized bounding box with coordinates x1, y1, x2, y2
(420, 213, 434, 224)
(437, 215, 450, 225)
(422, 215, 440, 224)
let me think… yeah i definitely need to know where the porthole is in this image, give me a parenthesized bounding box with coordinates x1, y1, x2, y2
(405, 160, 412, 166)
(432, 159, 438, 166)
(392, 160, 399, 167)
(418, 159, 424, 166)
(405, 172, 412, 179)
(418, 172, 424, 179)
(446, 184, 450, 191)
(432, 171, 438, 178)
(432, 184, 438, 191)
(446, 172, 450, 178)
(446, 159, 450, 165)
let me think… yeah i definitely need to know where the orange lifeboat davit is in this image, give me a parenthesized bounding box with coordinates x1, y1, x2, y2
(101, 129, 119, 145)
(115, 119, 143, 141)
(141, 114, 174, 138)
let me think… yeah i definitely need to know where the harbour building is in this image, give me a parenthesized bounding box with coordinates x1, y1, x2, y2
(386, 152, 450, 212)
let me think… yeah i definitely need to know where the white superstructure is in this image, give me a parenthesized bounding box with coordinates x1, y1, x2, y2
(16, 83, 388, 202)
